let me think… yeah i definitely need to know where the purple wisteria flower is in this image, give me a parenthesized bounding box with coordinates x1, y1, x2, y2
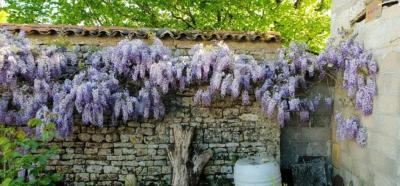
(241, 90, 250, 106)
(335, 113, 368, 148)
(325, 97, 333, 108)
(194, 90, 203, 105)
(0, 31, 378, 137)
(289, 99, 300, 111)
(299, 110, 310, 122)
(356, 127, 368, 148)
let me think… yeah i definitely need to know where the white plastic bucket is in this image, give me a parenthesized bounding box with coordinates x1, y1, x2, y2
(234, 156, 281, 186)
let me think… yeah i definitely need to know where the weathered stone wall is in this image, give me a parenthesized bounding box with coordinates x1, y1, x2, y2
(20, 32, 337, 185)
(27, 35, 281, 62)
(331, 1, 400, 185)
(19, 36, 281, 185)
(46, 93, 279, 185)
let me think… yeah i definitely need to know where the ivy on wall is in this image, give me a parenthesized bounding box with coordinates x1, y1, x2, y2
(0, 32, 376, 147)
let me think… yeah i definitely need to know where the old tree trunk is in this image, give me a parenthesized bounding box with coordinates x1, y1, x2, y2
(167, 125, 213, 186)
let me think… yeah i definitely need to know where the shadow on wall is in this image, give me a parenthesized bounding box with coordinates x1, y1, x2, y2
(280, 83, 334, 185)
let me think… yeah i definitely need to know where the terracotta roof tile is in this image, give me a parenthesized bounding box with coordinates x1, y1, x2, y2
(0, 23, 281, 43)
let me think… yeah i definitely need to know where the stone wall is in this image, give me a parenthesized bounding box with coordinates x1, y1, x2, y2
(46, 92, 279, 185)
(27, 35, 281, 62)
(18, 36, 282, 185)
(331, 1, 400, 185)
(20, 30, 337, 185)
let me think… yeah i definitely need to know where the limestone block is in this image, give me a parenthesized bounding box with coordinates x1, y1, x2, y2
(59, 160, 74, 166)
(107, 156, 125, 161)
(154, 160, 166, 166)
(204, 166, 219, 174)
(373, 95, 400, 115)
(370, 49, 400, 74)
(122, 148, 135, 155)
(368, 132, 398, 159)
(98, 174, 119, 181)
(78, 133, 91, 142)
(136, 148, 147, 156)
(90, 173, 98, 181)
(87, 165, 103, 173)
(363, 15, 400, 50)
(204, 130, 222, 143)
(239, 113, 259, 121)
(119, 134, 131, 143)
(137, 128, 154, 136)
(332, 0, 362, 11)
(103, 166, 120, 174)
(84, 148, 98, 155)
(381, 73, 400, 97)
(373, 172, 396, 186)
(162, 166, 172, 174)
(147, 166, 162, 175)
(101, 143, 113, 149)
(127, 121, 140, 127)
(221, 166, 233, 174)
(65, 148, 74, 154)
(381, 4, 400, 19)
(98, 149, 111, 156)
(72, 165, 85, 173)
(64, 174, 75, 182)
(105, 133, 120, 142)
(147, 148, 156, 156)
(114, 143, 133, 148)
(92, 134, 105, 143)
(223, 108, 239, 118)
(113, 161, 137, 167)
(348, 159, 372, 184)
(76, 173, 90, 182)
(363, 114, 399, 139)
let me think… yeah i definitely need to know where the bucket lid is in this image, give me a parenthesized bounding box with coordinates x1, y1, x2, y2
(235, 156, 275, 166)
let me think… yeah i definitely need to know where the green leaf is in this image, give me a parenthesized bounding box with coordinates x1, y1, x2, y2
(50, 174, 63, 182)
(39, 177, 51, 185)
(28, 118, 42, 127)
(1, 178, 12, 186)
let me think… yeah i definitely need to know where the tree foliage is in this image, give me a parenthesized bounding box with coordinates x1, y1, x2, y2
(2, 0, 331, 52)
(0, 10, 7, 23)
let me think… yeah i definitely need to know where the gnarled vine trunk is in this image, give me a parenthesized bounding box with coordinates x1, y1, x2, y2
(167, 125, 213, 186)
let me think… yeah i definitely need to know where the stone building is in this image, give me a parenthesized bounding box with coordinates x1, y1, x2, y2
(331, 0, 400, 185)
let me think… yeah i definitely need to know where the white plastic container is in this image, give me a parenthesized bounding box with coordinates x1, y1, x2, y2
(234, 156, 281, 186)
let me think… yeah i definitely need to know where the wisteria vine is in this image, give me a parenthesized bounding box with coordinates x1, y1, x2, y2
(335, 113, 367, 148)
(0, 31, 377, 140)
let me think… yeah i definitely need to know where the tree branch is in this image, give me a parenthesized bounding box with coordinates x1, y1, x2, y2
(169, 11, 194, 29)
(191, 149, 213, 185)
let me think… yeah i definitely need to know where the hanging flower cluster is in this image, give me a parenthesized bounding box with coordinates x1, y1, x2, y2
(0, 31, 77, 129)
(0, 32, 377, 138)
(318, 39, 377, 115)
(335, 113, 368, 148)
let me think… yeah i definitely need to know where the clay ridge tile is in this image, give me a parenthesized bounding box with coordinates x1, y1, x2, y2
(0, 23, 281, 43)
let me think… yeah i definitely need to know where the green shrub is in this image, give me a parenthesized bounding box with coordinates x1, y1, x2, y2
(0, 118, 62, 186)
